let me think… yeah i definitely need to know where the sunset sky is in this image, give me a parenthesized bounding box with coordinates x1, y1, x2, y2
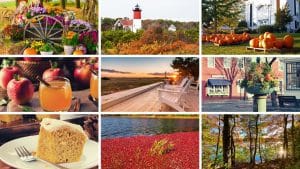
(101, 57, 175, 78)
(101, 0, 199, 22)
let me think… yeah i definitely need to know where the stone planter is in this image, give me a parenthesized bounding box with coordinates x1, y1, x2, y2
(245, 84, 275, 112)
(40, 51, 54, 55)
(64, 45, 74, 55)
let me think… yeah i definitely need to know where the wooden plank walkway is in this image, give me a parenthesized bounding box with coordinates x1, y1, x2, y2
(102, 87, 199, 112)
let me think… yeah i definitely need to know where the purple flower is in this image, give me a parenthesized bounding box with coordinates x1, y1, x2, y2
(70, 19, 91, 29)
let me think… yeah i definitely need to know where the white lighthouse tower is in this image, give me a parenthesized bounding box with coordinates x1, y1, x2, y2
(132, 4, 142, 33)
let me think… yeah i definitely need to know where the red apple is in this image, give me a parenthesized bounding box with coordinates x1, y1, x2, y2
(42, 67, 64, 80)
(0, 66, 20, 89)
(23, 57, 42, 62)
(74, 64, 92, 87)
(93, 62, 98, 71)
(7, 76, 34, 105)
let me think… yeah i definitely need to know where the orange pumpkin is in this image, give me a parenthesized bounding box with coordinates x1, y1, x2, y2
(283, 35, 294, 48)
(274, 40, 284, 49)
(266, 33, 276, 42)
(259, 35, 264, 40)
(259, 40, 264, 48)
(73, 50, 84, 55)
(263, 32, 270, 39)
(23, 48, 37, 55)
(249, 38, 259, 48)
(262, 38, 273, 49)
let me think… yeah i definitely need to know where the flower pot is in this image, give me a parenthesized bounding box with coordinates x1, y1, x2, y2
(40, 51, 54, 55)
(64, 45, 74, 55)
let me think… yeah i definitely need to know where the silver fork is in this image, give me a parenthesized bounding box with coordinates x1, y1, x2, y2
(15, 146, 69, 169)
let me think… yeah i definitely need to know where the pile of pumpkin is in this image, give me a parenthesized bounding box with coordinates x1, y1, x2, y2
(249, 32, 294, 49)
(202, 32, 251, 46)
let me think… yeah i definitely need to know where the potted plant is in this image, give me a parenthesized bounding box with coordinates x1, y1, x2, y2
(62, 31, 79, 55)
(39, 43, 54, 55)
(240, 60, 278, 112)
(79, 30, 98, 54)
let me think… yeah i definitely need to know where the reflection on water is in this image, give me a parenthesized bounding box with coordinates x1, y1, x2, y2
(101, 117, 199, 139)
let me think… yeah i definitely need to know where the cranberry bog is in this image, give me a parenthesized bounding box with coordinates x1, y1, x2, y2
(101, 131, 199, 169)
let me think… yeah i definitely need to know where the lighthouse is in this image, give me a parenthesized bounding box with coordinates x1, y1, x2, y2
(132, 4, 142, 33)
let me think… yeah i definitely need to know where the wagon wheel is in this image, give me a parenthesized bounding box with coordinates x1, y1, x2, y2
(69, 22, 92, 34)
(23, 14, 65, 49)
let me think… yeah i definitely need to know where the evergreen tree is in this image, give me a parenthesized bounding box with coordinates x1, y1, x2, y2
(202, 0, 242, 33)
(275, 3, 292, 32)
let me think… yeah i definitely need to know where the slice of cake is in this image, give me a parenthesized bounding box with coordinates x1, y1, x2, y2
(36, 118, 88, 163)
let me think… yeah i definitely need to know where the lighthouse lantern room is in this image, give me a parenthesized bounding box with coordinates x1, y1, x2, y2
(133, 4, 142, 33)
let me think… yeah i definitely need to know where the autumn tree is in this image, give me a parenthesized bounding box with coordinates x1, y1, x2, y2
(275, 3, 292, 32)
(171, 57, 199, 81)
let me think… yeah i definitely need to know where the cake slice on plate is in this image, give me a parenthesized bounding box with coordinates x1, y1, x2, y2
(36, 118, 88, 163)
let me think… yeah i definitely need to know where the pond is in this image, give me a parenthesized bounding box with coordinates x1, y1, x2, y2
(101, 116, 199, 139)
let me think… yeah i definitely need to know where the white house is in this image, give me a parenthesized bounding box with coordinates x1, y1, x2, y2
(245, 0, 300, 31)
(168, 24, 177, 32)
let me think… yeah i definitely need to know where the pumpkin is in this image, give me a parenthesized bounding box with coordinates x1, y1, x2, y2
(73, 50, 84, 55)
(262, 38, 273, 49)
(266, 33, 276, 42)
(283, 35, 294, 48)
(263, 32, 270, 39)
(259, 40, 264, 48)
(259, 35, 264, 40)
(23, 48, 37, 55)
(274, 40, 284, 49)
(249, 38, 259, 48)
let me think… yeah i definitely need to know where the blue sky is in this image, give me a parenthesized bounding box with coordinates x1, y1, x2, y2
(101, 0, 199, 22)
(101, 57, 175, 77)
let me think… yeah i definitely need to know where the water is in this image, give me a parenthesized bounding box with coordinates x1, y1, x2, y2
(101, 116, 199, 139)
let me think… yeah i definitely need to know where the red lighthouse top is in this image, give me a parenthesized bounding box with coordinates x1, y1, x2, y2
(133, 4, 142, 19)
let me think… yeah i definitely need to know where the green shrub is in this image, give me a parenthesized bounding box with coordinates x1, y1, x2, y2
(258, 25, 279, 33)
(149, 138, 174, 156)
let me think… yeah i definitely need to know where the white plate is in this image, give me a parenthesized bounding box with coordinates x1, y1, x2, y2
(0, 135, 98, 169)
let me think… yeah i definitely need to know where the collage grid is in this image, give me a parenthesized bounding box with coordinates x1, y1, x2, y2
(0, 0, 299, 169)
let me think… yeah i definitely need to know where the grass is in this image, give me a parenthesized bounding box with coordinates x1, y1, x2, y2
(202, 33, 300, 55)
(101, 77, 164, 96)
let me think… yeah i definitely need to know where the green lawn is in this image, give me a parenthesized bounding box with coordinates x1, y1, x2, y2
(202, 33, 300, 55)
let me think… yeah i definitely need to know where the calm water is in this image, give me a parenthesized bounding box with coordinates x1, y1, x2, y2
(101, 117, 199, 139)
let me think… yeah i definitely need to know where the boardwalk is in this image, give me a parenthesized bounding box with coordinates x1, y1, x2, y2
(102, 86, 199, 112)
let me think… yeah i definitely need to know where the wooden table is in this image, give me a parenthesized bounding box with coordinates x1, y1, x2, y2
(0, 89, 98, 112)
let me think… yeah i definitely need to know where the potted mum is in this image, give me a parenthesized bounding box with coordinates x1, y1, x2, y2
(62, 31, 79, 55)
(240, 59, 278, 112)
(39, 43, 54, 55)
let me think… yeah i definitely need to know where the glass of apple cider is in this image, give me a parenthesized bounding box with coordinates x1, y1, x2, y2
(90, 72, 98, 101)
(39, 77, 72, 112)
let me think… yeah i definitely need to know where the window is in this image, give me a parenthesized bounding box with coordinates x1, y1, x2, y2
(286, 63, 300, 90)
(207, 57, 215, 68)
(223, 58, 231, 68)
(238, 58, 244, 69)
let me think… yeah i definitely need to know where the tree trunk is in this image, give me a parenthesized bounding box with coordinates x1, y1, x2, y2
(253, 115, 259, 165)
(223, 115, 230, 166)
(229, 83, 233, 99)
(230, 116, 236, 167)
(283, 115, 288, 159)
(40, 0, 43, 6)
(61, 0, 66, 9)
(248, 116, 253, 165)
(214, 115, 221, 168)
(292, 114, 295, 161)
(76, 0, 80, 8)
(258, 116, 263, 164)
(213, 0, 217, 33)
